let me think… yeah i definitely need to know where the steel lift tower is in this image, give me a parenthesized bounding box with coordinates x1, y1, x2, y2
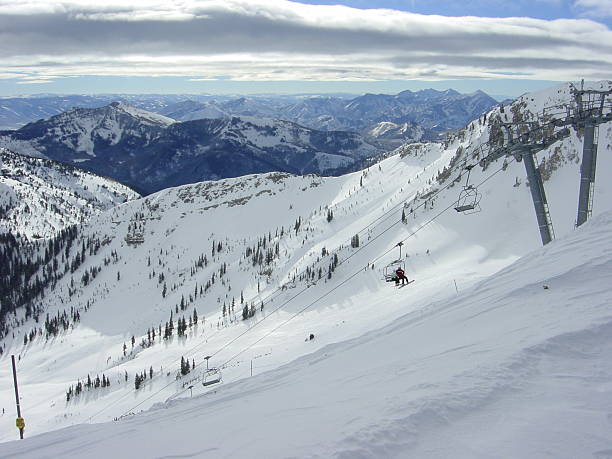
(565, 84, 612, 227)
(476, 82, 611, 245)
(479, 122, 571, 245)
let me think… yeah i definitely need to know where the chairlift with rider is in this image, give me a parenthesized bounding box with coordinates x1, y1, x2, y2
(382, 242, 411, 285)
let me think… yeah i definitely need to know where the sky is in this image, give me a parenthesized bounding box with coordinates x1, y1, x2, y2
(0, 0, 610, 97)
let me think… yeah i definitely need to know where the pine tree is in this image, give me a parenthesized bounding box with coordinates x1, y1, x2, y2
(180, 356, 191, 375)
(135, 373, 141, 390)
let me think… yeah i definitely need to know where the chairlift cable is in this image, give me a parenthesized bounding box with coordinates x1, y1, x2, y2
(85, 115, 548, 423)
(114, 157, 515, 420)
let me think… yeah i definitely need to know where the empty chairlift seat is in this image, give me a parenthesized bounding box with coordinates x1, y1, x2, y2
(454, 165, 481, 214)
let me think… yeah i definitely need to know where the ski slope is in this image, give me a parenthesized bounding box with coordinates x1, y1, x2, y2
(3, 196, 612, 459)
(0, 81, 611, 457)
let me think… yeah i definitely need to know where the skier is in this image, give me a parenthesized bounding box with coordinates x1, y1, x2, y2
(395, 267, 408, 285)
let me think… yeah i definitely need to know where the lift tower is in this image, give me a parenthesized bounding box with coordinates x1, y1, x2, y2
(479, 122, 570, 245)
(567, 85, 612, 227)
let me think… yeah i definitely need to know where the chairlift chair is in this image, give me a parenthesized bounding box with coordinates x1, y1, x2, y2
(383, 260, 406, 282)
(201, 355, 222, 387)
(454, 165, 482, 214)
(202, 368, 222, 387)
(382, 242, 407, 282)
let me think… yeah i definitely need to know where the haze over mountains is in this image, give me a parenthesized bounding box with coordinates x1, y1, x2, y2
(0, 89, 498, 133)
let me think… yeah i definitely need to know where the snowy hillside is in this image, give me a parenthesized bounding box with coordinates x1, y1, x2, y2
(364, 120, 425, 149)
(0, 81, 611, 457)
(0, 106, 382, 193)
(4, 204, 612, 459)
(0, 101, 174, 157)
(0, 94, 198, 130)
(0, 148, 139, 239)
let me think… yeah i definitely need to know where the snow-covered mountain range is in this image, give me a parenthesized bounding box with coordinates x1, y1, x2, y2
(157, 89, 498, 140)
(0, 89, 498, 139)
(0, 148, 139, 239)
(0, 104, 381, 193)
(0, 94, 203, 131)
(0, 81, 611, 457)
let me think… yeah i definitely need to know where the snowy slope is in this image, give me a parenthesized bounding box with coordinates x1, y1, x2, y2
(0, 81, 611, 457)
(0, 102, 175, 158)
(3, 207, 612, 458)
(0, 148, 139, 239)
(0, 106, 383, 193)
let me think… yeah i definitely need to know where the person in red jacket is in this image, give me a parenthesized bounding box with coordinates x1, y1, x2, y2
(395, 267, 408, 285)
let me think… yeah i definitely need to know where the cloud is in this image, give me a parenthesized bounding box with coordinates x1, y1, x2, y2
(0, 0, 610, 83)
(574, 0, 612, 17)
(16, 79, 54, 84)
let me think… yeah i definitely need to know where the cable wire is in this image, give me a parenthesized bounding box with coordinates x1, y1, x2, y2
(116, 155, 514, 419)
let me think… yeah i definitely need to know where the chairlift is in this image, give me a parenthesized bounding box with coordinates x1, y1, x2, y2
(454, 165, 481, 214)
(383, 259, 406, 282)
(202, 368, 222, 387)
(382, 242, 407, 283)
(201, 356, 222, 387)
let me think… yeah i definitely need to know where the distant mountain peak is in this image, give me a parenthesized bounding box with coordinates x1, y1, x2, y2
(105, 101, 176, 126)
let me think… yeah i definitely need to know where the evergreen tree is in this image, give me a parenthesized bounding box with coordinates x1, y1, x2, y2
(180, 356, 191, 375)
(135, 373, 142, 390)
